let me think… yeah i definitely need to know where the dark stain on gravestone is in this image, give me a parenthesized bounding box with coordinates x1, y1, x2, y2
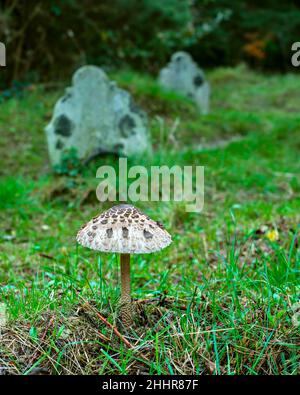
(193, 74, 204, 87)
(54, 115, 73, 137)
(55, 139, 64, 150)
(119, 115, 136, 137)
(129, 97, 142, 115)
(61, 93, 72, 103)
(113, 143, 125, 153)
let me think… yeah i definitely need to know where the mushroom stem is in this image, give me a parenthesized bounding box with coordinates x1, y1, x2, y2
(119, 253, 133, 327)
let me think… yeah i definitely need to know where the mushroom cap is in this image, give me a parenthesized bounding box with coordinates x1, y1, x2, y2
(76, 204, 172, 254)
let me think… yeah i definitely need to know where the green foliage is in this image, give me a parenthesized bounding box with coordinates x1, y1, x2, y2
(190, 0, 300, 71)
(0, 0, 192, 87)
(1, 1, 300, 88)
(53, 148, 82, 176)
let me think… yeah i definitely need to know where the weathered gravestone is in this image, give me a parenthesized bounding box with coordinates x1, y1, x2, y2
(159, 51, 210, 114)
(45, 65, 150, 166)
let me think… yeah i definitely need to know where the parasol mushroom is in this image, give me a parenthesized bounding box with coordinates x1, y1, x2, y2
(76, 204, 172, 327)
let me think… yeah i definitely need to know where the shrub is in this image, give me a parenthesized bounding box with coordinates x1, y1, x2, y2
(0, 0, 300, 88)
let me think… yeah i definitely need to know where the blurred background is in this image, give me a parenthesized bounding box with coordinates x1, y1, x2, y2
(1, 0, 300, 89)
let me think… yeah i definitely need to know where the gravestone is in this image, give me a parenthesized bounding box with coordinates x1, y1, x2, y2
(159, 51, 210, 114)
(45, 65, 150, 166)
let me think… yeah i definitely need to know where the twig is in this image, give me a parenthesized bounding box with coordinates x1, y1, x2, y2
(38, 253, 55, 260)
(81, 301, 132, 349)
(78, 296, 150, 362)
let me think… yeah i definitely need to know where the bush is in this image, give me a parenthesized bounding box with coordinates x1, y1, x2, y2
(0, 0, 300, 89)
(190, 0, 300, 72)
(0, 0, 192, 87)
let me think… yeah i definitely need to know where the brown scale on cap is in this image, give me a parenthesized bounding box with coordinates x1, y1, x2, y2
(76, 204, 172, 254)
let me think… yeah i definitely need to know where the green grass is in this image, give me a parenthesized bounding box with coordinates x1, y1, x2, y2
(0, 65, 299, 375)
